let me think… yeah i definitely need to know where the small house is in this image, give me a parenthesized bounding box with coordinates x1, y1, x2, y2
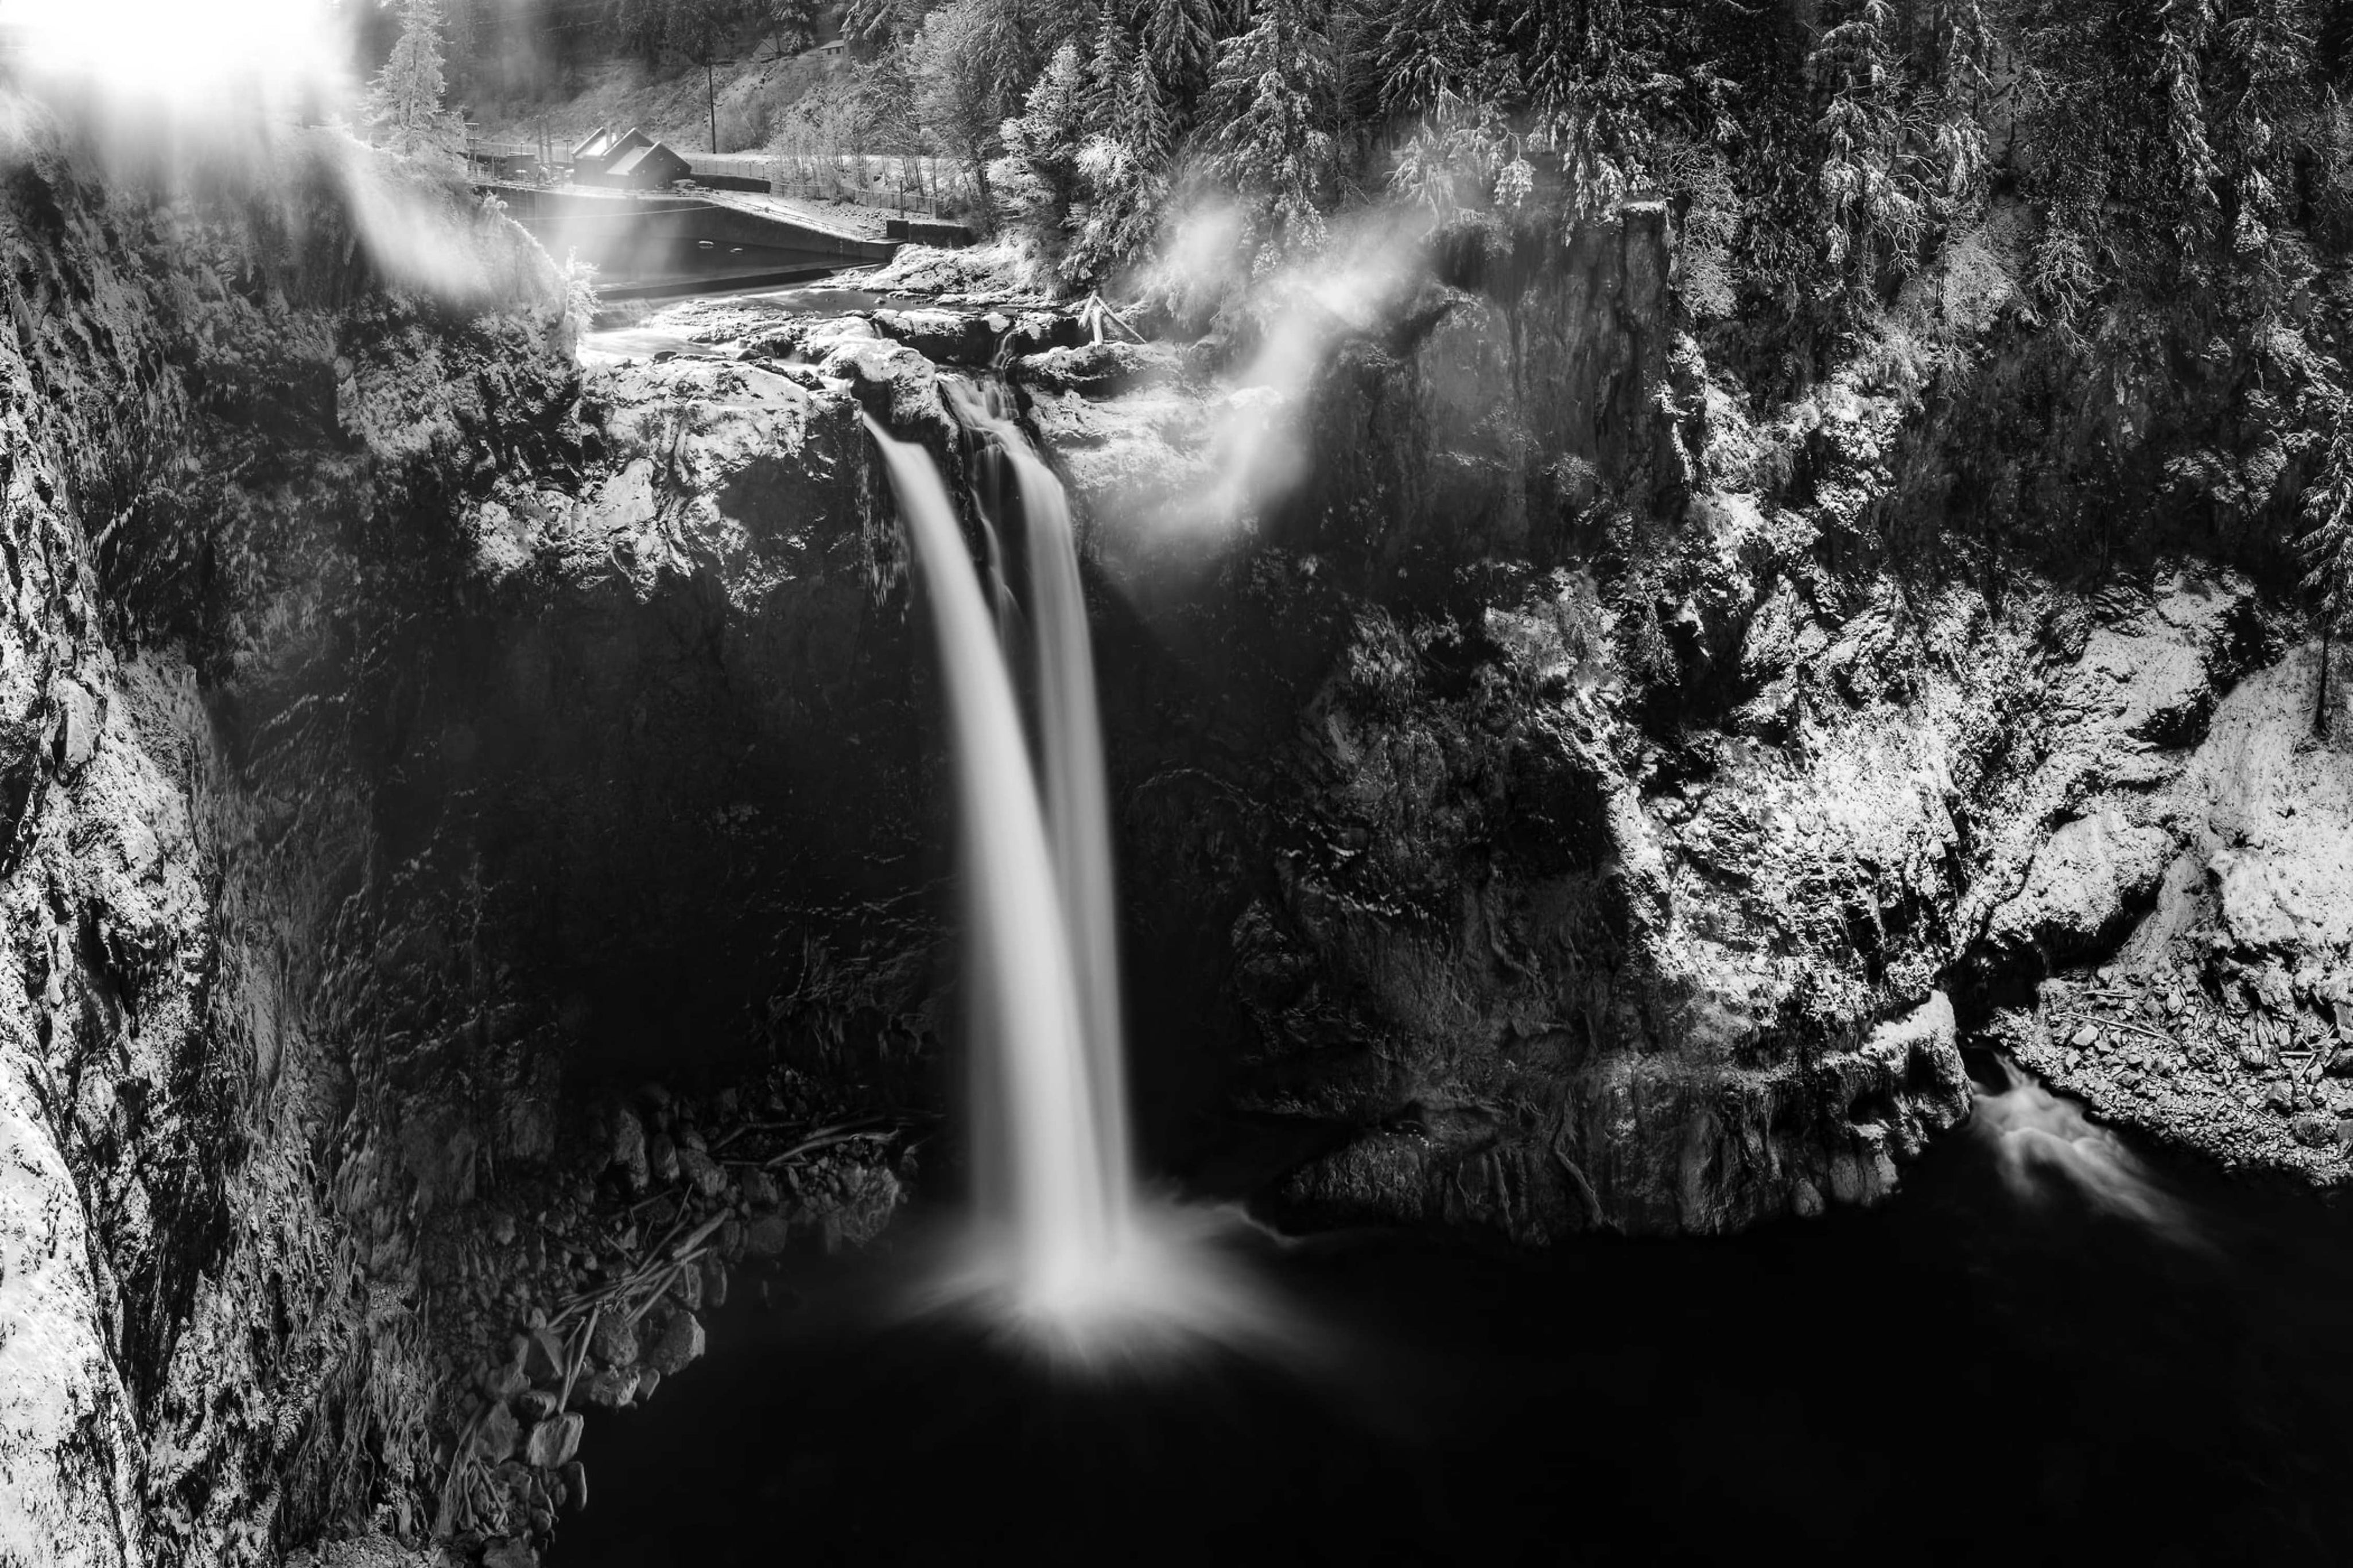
(570, 126, 655, 184)
(604, 139, 692, 190)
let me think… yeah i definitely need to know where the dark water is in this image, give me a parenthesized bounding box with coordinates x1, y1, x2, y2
(552, 1090, 2353, 1566)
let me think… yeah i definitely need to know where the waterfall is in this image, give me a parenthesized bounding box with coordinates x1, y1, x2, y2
(947, 380, 1132, 1235)
(863, 415, 1122, 1307)
(865, 394, 1284, 1361)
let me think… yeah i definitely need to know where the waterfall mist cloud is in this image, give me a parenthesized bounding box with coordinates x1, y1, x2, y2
(1137, 199, 1437, 550)
(0, 0, 350, 119)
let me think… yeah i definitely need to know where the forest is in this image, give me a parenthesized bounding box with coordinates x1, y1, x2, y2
(400, 0, 2353, 698)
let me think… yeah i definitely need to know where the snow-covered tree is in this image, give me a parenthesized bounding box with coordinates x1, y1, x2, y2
(844, 0, 926, 55)
(1067, 55, 1176, 283)
(1144, 0, 1223, 113)
(368, 0, 465, 164)
(2304, 398, 2353, 735)
(1201, 0, 1335, 267)
(993, 42, 1092, 231)
(914, 0, 1007, 219)
(1083, 7, 1136, 132)
(1808, 0, 1923, 285)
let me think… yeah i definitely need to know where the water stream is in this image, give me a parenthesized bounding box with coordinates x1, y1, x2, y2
(863, 406, 1273, 1359)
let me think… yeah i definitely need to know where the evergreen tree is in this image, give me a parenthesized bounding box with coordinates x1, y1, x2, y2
(1084, 7, 1137, 132)
(995, 42, 1093, 231)
(844, 0, 926, 56)
(1202, 0, 1336, 267)
(1069, 55, 1177, 282)
(1144, 0, 1224, 113)
(2154, 0, 2222, 251)
(368, 0, 465, 164)
(1808, 0, 1923, 285)
(2304, 398, 2353, 736)
(1527, 0, 1663, 221)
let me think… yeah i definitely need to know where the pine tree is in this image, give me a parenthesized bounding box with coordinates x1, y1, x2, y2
(1808, 0, 1922, 284)
(368, 0, 465, 164)
(1084, 7, 1137, 132)
(1202, 0, 1335, 267)
(2304, 397, 2353, 736)
(1527, 0, 1660, 221)
(2154, 0, 2222, 251)
(1144, 0, 1223, 114)
(1069, 55, 1176, 282)
(995, 43, 1093, 231)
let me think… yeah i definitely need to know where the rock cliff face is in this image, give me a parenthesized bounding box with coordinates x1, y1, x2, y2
(0, 106, 931, 1566)
(9, 81, 2353, 1568)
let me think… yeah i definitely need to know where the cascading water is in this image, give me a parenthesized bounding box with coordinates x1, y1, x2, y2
(863, 415, 1117, 1308)
(948, 379, 1132, 1235)
(864, 398, 1281, 1361)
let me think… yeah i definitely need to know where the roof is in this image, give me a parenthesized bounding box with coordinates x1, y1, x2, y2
(607, 141, 688, 179)
(573, 125, 653, 168)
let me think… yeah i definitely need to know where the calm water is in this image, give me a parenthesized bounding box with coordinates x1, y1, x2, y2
(553, 1069, 2353, 1566)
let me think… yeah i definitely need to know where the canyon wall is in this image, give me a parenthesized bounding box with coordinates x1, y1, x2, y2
(2, 87, 2350, 1568)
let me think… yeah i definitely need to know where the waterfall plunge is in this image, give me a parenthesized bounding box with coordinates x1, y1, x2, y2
(866, 402, 1275, 1361)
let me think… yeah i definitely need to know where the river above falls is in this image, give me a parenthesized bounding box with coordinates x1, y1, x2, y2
(549, 1061, 2353, 1567)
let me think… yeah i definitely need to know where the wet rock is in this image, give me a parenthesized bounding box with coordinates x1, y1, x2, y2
(525, 1413, 583, 1469)
(872, 307, 998, 364)
(578, 1367, 636, 1409)
(560, 1459, 588, 1512)
(2292, 1111, 2338, 1149)
(610, 1106, 650, 1193)
(647, 1131, 681, 1184)
(1015, 340, 1181, 396)
(677, 1146, 727, 1200)
(644, 1309, 705, 1376)
(742, 1212, 791, 1259)
(521, 1326, 567, 1383)
(588, 1312, 637, 1368)
(474, 1402, 522, 1464)
(515, 1388, 558, 1423)
(740, 1169, 781, 1209)
(634, 1365, 663, 1403)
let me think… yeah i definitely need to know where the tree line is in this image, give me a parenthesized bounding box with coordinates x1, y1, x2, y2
(370, 0, 2353, 727)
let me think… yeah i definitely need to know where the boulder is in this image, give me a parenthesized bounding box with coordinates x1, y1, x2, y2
(559, 1460, 588, 1513)
(1982, 810, 2173, 966)
(742, 1212, 791, 1259)
(588, 1310, 637, 1369)
(578, 1367, 636, 1409)
(677, 1146, 727, 1200)
(644, 1309, 705, 1376)
(647, 1131, 681, 1184)
(525, 1413, 584, 1469)
(609, 1107, 650, 1193)
(520, 1326, 566, 1383)
(473, 1402, 522, 1465)
(872, 307, 998, 364)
